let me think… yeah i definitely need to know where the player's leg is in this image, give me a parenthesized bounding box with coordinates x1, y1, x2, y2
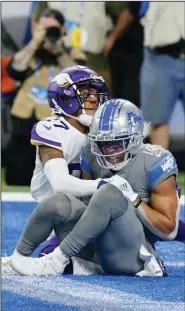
(9, 184, 164, 276)
(60, 184, 157, 275)
(16, 193, 86, 256)
(2, 193, 86, 274)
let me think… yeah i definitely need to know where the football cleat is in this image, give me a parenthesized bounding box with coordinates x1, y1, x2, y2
(135, 245, 164, 277)
(2, 256, 19, 275)
(10, 247, 69, 276)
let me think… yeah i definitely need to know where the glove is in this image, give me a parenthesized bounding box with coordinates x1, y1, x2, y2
(108, 175, 138, 203)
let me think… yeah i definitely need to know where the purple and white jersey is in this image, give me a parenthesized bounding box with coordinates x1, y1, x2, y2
(30, 116, 87, 202)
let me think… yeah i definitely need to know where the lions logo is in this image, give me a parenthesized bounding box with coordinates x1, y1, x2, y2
(127, 112, 144, 133)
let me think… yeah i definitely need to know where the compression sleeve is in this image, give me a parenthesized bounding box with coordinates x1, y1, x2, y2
(44, 158, 101, 197)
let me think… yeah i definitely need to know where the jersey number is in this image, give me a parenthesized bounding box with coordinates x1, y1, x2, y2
(142, 145, 163, 157)
(44, 119, 69, 130)
(53, 121, 69, 130)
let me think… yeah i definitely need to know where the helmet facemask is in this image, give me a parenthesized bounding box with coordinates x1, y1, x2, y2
(89, 132, 143, 171)
(48, 67, 109, 126)
(69, 78, 109, 115)
(49, 77, 109, 126)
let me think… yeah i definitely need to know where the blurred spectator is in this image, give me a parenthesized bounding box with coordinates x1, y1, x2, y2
(5, 8, 79, 186)
(32, 2, 112, 88)
(2, 22, 19, 56)
(1, 24, 19, 168)
(32, 2, 87, 66)
(103, 2, 143, 107)
(1, 57, 15, 153)
(139, 2, 185, 149)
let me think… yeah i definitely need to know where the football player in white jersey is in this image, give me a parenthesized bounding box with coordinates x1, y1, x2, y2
(29, 65, 109, 203)
(2, 65, 110, 274)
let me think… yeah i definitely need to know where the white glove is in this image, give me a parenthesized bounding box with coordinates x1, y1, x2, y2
(108, 175, 138, 203)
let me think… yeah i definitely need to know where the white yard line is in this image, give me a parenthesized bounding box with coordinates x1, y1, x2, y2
(2, 192, 35, 202)
(2, 275, 184, 311)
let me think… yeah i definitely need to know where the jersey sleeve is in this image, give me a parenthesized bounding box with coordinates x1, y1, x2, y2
(30, 119, 63, 151)
(80, 146, 94, 179)
(145, 149, 178, 191)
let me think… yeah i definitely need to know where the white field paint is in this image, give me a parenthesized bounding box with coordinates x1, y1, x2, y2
(2, 274, 184, 311)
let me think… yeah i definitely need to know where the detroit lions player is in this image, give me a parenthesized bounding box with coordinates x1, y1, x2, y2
(9, 99, 181, 276)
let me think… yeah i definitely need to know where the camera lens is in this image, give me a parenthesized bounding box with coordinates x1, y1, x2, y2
(46, 27, 61, 43)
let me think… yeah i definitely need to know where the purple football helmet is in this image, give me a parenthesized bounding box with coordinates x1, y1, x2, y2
(48, 65, 109, 116)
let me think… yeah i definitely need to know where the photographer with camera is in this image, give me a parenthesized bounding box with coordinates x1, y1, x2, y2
(5, 8, 83, 186)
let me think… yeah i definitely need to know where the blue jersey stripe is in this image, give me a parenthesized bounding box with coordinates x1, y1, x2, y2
(151, 153, 169, 168)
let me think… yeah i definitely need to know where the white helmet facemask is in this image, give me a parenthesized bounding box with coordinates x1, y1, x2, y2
(90, 133, 143, 171)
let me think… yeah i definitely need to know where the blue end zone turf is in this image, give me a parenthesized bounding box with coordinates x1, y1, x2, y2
(2, 201, 185, 311)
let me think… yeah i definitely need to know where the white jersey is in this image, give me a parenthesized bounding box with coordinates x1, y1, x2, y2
(30, 116, 87, 202)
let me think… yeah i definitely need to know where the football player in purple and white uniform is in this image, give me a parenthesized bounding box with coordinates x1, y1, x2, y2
(30, 65, 109, 203)
(2, 65, 110, 274)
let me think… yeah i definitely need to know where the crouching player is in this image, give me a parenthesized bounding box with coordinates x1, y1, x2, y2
(7, 99, 182, 276)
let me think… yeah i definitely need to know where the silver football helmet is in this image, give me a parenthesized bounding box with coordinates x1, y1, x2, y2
(88, 98, 144, 170)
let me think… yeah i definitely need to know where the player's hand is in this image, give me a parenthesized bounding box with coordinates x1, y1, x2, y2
(108, 175, 138, 203)
(31, 23, 46, 49)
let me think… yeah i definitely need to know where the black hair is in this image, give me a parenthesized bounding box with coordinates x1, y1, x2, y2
(40, 8, 65, 26)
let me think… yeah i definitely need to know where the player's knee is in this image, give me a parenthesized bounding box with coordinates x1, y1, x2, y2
(93, 183, 128, 215)
(36, 193, 72, 222)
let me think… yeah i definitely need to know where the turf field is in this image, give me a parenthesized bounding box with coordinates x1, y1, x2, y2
(2, 197, 185, 311)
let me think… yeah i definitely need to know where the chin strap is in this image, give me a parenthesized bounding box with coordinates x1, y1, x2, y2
(52, 98, 93, 127)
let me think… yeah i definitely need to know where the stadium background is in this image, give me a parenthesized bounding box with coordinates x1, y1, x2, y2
(2, 1, 185, 189)
(2, 2, 185, 311)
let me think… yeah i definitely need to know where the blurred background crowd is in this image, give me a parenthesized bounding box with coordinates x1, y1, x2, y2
(1, 1, 185, 186)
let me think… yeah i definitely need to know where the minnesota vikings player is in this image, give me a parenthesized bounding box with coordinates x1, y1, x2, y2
(2, 65, 109, 274)
(9, 99, 182, 277)
(30, 65, 109, 202)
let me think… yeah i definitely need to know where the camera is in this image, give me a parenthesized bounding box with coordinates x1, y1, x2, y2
(46, 27, 61, 43)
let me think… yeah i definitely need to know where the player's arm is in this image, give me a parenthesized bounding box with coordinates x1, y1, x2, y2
(7, 22, 46, 82)
(31, 122, 101, 197)
(135, 150, 180, 240)
(40, 146, 102, 197)
(136, 175, 179, 239)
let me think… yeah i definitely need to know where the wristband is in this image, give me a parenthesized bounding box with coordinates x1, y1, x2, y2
(132, 195, 142, 208)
